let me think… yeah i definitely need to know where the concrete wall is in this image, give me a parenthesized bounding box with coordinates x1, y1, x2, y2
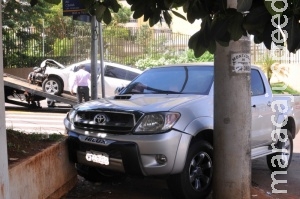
(9, 140, 77, 199)
(270, 64, 300, 93)
(4, 68, 33, 79)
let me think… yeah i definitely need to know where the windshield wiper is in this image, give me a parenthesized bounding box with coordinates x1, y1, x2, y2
(157, 90, 181, 94)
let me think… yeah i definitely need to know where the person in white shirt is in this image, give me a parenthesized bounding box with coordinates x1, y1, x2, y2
(70, 64, 91, 103)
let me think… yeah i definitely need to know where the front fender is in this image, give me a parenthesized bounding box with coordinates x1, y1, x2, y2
(183, 116, 213, 136)
(170, 117, 213, 174)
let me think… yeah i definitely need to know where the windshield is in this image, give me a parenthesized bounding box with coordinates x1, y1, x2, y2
(67, 62, 102, 76)
(121, 65, 214, 95)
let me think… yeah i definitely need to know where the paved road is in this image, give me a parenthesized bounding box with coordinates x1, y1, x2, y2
(5, 99, 70, 134)
(5, 111, 66, 134)
(252, 133, 300, 198)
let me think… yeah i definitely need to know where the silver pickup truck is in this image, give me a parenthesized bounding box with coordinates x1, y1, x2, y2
(64, 63, 300, 199)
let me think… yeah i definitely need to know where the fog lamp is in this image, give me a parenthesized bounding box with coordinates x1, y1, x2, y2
(155, 154, 167, 164)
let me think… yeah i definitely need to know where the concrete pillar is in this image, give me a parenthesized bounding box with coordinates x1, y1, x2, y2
(213, 35, 252, 199)
(0, 3, 11, 198)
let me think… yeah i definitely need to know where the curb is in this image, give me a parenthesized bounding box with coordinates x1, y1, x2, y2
(9, 140, 77, 199)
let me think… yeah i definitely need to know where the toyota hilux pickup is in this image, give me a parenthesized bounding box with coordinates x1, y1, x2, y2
(64, 62, 300, 199)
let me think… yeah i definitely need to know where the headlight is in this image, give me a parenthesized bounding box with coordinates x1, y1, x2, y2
(67, 108, 77, 123)
(135, 112, 180, 134)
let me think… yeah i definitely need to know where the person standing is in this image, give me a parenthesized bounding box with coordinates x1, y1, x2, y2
(70, 64, 91, 103)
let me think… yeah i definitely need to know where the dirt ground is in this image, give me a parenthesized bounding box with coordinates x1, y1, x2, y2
(6, 129, 65, 166)
(62, 175, 297, 199)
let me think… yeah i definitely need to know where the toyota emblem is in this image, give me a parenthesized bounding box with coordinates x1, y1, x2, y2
(94, 114, 109, 124)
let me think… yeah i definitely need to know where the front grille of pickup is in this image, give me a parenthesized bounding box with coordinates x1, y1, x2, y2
(73, 110, 143, 134)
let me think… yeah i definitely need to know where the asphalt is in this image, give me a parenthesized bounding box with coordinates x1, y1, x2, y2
(5, 99, 72, 113)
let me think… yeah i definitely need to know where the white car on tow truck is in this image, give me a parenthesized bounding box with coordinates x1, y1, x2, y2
(41, 59, 142, 97)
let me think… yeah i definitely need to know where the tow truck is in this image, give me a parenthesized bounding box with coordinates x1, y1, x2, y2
(4, 73, 77, 108)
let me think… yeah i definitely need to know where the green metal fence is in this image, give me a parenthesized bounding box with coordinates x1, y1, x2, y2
(3, 26, 191, 68)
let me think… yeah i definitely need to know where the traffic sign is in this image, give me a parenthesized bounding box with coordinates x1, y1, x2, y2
(63, 0, 86, 16)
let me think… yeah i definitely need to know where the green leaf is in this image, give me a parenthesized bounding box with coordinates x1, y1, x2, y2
(164, 0, 174, 9)
(254, 34, 264, 44)
(188, 16, 214, 57)
(216, 40, 229, 47)
(79, 0, 93, 10)
(208, 40, 216, 54)
(144, 8, 151, 21)
(110, 0, 121, 12)
(183, 1, 190, 13)
(216, 0, 227, 11)
(163, 11, 172, 27)
(30, 0, 38, 6)
(292, 0, 300, 15)
(188, 30, 208, 57)
(243, 5, 271, 34)
(95, 3, 106, 21)
(173, 0, 187, 7)
(262, 21, 274, 49)
(194, 45, 207, 57)
(237, 0, 252, 12)
(149, 9, 161, 27)
(171, 10, 187, 21)
(103, 8, 112, 24)
(131, 1, 144, 11)
(187, 0, 208, 23)
(211, 14, 230, 43)
(286, 15, 300, 53)
(133, 7, 145, 19)
(44, 0, 60, 5)
(201, 16, 213, 48)
(188, 30, 201, 50)
(227, 10, 244, 41)
(126, 0, 136, 5)
(264, 0, 286, 15)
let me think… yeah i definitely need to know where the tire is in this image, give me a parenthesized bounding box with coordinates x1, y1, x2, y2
(266, 130, 293, 172)
(75, 163, 126, 183)
(42, 77, 63, 95)
(167, 140, 213, 199)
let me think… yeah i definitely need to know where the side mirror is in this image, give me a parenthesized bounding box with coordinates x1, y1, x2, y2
(115, 87, 124, 95)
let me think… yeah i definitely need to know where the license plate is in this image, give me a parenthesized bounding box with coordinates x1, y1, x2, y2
(85, 151, 109, 165)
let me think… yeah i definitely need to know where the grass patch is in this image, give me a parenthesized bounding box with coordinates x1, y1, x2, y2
(6, 129, 65, 142)
(7, 129, 66, 164)
(271, 82, 300, 95)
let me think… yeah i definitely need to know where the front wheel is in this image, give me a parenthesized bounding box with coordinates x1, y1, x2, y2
(42, 77, 63, 95)
(266, 130, 293, 171)
(167, 140, 213, 199)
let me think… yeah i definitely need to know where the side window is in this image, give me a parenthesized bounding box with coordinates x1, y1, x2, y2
(251, 69, 266, 96)
(104, 65, 126, 79)
(125, 71, 140, 80)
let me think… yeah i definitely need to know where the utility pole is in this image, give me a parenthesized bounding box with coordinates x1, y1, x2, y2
(98, 22, 105, 98)
(213, 0, 251, 198)
(0, 3, 11, 198)
(90, 15, 98, 100)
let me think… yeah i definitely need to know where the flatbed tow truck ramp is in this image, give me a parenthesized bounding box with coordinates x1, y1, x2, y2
(4, 73, 77, 108)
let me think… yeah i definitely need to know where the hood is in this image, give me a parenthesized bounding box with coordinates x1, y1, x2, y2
(73, 94, 208, 113)
(40, 59, 65, 69)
